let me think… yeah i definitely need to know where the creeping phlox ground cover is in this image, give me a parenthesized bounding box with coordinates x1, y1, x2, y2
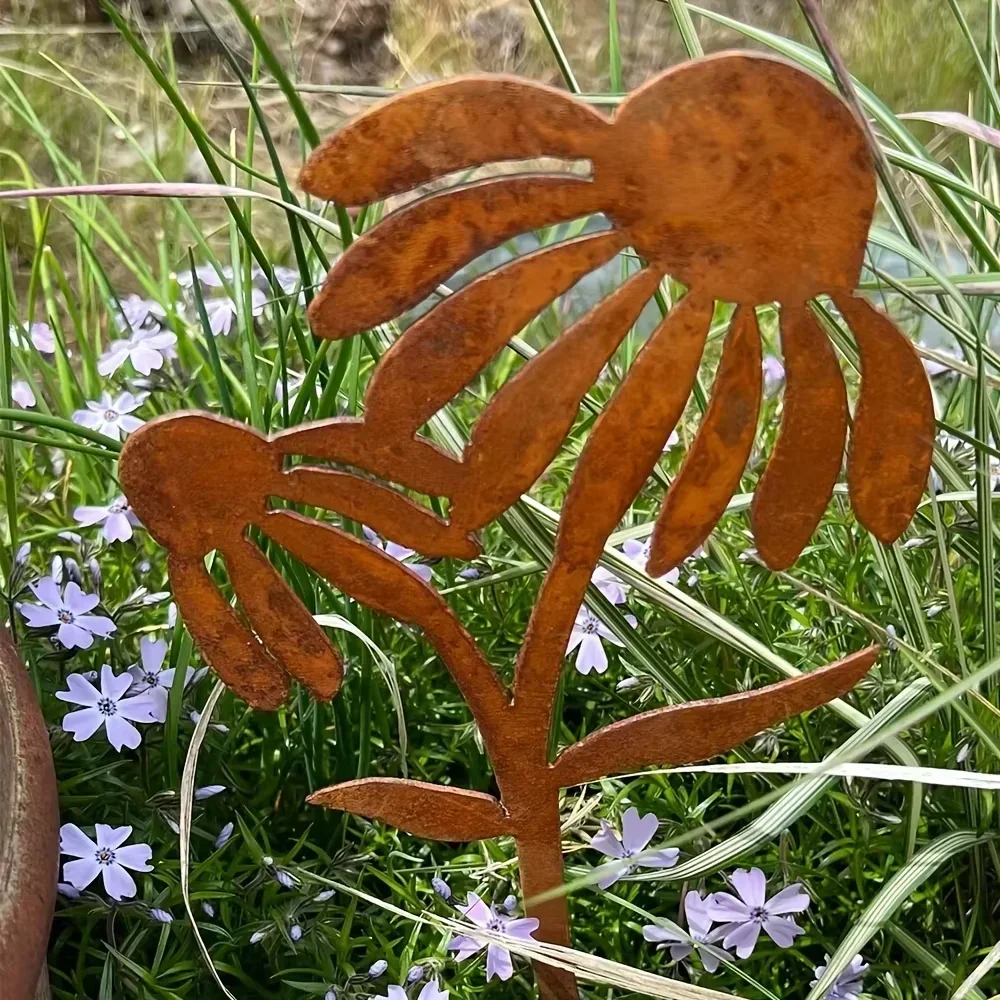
(3, 2, 1000, 999)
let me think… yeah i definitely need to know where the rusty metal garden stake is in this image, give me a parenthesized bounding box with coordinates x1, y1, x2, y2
(120, 53, 935, 999)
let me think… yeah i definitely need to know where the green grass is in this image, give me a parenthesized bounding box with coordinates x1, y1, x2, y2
(4, 1, 1000, 999)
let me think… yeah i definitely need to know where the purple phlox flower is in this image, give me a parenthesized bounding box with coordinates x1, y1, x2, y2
(215, 822, 234, 849)
(12, 379, 35, 408)
(74, 495, 141, 543)
(811, 954, 868, 1000)
(566, 605, 635, 676)
(705, 868, 809, 957)
(57, 881, 81, 899)
(204, 288, 267, 337)
(274, 868, 298, 888)
(379, 983, 447, 1000)
(60, 822, 153, 901)
(149, 907, 173, 923)
(448, 892, 539, 982)
(431, 876, 451, 900)
(272, 265, 301, 295)
(98, 329, 176, 376)
(195, 784, 227, 801)
(368, 959, 388, 978)
(21, 578, 115, 649)
(114, 293, 165, 333)
(177, 263, 229, 289)
(289, 923, 303, 942)
(362, 525, 433, 583)
(762, 355, 785, 391)
(591, 566, 627, 605)
(590, 807, 679, 889)
(127, 636, 195, 720)
(501, 894, 518, 914)
(642, 890, 729, 973)
(621, 537, 680, 584)
(11, 321, 56, 354)
(73, 391, 145, 441)
(57, 664, 161, 751)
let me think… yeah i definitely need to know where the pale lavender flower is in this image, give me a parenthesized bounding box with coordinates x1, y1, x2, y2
(705, 868, 809, 957)
(21, 578, 115, 649)
(289, 924, 303, 942)
(591, 566, 626, 605)
(325, 989, 338, 1000)
(590, 807, 679, 888)
(60, 823, 153, 901)
(57, 882, 81, 899)
(431, 876, 451, 900)
(250, 928, 268, 944)
(149, 907, 173, 924)
(274, 369, 304, 404)
(501, 894, 517, 914)
(215, 822, 234, 849)
(368, 959, 388, 978)
(274, 868, 298, 888)
(565, 606, 635, 676)
(189, 709, 229, 734)
(762, 355, 785, 391)
(57, 664, 161, 751)
(177, 264, 227, 289)
(12, 380, 35, 408)
(13, 321, 56, 354)
(204, 288, 266, 337)
(127, 636, 195, 719)
(362, 525, 433, 583)
(642, 890, 728, 972)
(448, 892, 539, 982)
(74, 496, 141, 543)
(72, 391, 145, 441)
(457, 566, 481, 580)
(811, 954, 868, 1000)
(202, 902, 215, 917)
(622, 538, 680, 584)
(315, 889, 335, 902)
(406, 964, 425, 983)
(195, 784, 226, 801)
(378, 983, 447, 1000)
(98, 330, 176, 376)
(114, 294, 165, 333)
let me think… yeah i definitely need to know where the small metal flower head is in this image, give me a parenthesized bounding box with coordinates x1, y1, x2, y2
(21, 578, 116, 650)
(448, 892, 539, 982)
(60, 823, 153, 901)
(300, 53, 933, 575)
(705, 867, 810, 957)
(811, 954, 868, 1000)
(590, 807, 679, 889)
(642, 890, 729, 972)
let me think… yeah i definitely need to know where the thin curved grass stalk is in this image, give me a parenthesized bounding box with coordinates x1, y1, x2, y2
(119, 55, 939, 999)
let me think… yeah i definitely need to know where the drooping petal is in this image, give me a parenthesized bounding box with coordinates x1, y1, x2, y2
(451, 266, 662, 532)
(722, 919, 762, 959)
(751, 304, 848, 570)
(642, 924, 684, 945)
(621, 807, 658, 854)
(57, 622, 94, 649)
(62, 857, 101, 890)
(74, 505, 110, 526)
(704, 891, 750, 923)
(565, 625, 586, 654)
(485, 942, 514, 982)
(597, 862, 626, 890)
(62, 707, 106, 743)
(502, 917, 539, 940)
(590, 820, 625, 859)
(836, 294, 934, 543)
(684, 891, 714, 939)
(731, 867, 767, 908)
(299, 76, 611, 204)
(103, 512, 134, 542)
(700, 946, 724, 973)
(95, 824, 133, 850)
(766, 883, 810, 914)
(575, 634, 608, 675)
(762, 914, 803, 948)
(307, 176, 607, 340)
(641, 848, 680, 869)
(60, 824, 99, 858)
(105, 715, 143, 752)
(447, 935, 484, 961)
(647, 305, 762, 577)
(670, 943, 694, 963)
(101, 862, 138, 901)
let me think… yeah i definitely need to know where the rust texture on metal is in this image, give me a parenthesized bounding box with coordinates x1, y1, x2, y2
(0, 626, 59, 1000)
(118, 52, 936, 999)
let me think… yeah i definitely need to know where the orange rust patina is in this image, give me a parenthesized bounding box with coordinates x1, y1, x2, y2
(119, 53, 934, 1000)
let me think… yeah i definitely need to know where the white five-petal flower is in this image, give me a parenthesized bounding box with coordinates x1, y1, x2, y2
(643, 890, 729, 972)
(74, 495, 141, 543)
(98, 330, 177, 376)
(60, 822, 153, 900)
(72, 391, 145, 441)
(20, 578, 116, 649)
(57, 664, 161, 751)
(565, 606, 635, 675)
(811, 953, 868, 1000)
(126, 636, 196, 720)
(590, 807, 680, 888)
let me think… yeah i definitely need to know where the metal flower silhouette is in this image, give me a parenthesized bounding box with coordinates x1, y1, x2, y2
(119, 52, 932, 1000)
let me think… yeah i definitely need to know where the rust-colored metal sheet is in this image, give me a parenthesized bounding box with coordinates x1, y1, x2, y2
(118, 53, 939, 1000)
(751, 304, 849, 570)
(0, 626, 59, 1000)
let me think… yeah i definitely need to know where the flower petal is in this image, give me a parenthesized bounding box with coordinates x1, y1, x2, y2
(29, 577, 62, 609)
(75, 615, 117, 638)
(722, 919, 762, 959)
(485, 942, 513, 981)
(731, 867, 767, 908)
(74, 505, 110, 526)
(501, 917, 539, 940)
(669, 943, 694, 963)
(64, 582, 99, 614)
(58, 622, 94, 649)
(103, 512, 134, 542)
(621, 807, 658, 854)
(95, 824, 133, 850)
(459, 892, 492, 928)
(447, 935, 483, 961)
(763, 914, 803, 948)
(704, 891, 750, 923)
(641, 848, 680, 870)
(63, 857, 101, 891)
(62, 707, 106, 742)
(767, 883, 810, 915)
(643, 924, 684, 944)
(102, 862, 138, 901)
(105, 715, 143, 752)
(60, 823, 98, 858)
(116, 693, 162, 724)
(140, 636, 167, 674)
(590, 820, 625, 859)
(21, 604, 61, 628)
(575, 633, 608, 675)
(114, 843, 154, 872)
(101, 663, 132, 700)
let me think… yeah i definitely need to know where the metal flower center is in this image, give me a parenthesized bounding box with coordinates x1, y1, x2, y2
(97, 697, 116, 717)
(95, 847, 116, 865)
(57, 610, 74, 624)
